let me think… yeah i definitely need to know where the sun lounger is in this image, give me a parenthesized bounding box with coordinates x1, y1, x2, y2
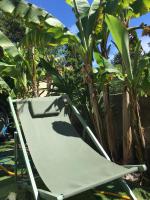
(8, 95, 146, 200)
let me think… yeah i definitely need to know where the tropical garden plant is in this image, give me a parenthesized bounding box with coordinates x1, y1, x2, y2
(104, 0, 150, 163)
(0, 0, 72, 97)
(65, 0, 150, 163)
(65, 0, 107, 144)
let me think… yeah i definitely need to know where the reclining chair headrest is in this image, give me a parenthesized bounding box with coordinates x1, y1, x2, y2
(29, 97, 61, 118)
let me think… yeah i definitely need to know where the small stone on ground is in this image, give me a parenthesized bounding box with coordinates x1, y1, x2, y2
(5, 193, 16, 200)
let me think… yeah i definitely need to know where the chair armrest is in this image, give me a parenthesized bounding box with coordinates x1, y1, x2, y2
(123, 164, 147, 172)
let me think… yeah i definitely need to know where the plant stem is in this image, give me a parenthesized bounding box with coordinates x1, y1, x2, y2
(103, 84, 117, 160)
(31, 46, 38, 97)
(123, 86, 133, 163)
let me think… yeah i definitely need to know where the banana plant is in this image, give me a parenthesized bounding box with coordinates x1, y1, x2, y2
(0, 29, 47, 97)
(105, 14, 149, 163)
(105, 0, 150, 27)
(20, 27, 78, 97)
(66, 0, 106, 143)
(0, 30, 28, 96)
(0, 0, 78, 46)
(100, 0, 150, 162)
(40, 58, 87, 102)
(94, 51, 124, 160)
(0, 76, 12, 95)
(0, 0, 65, 32)
(0, 0, 80, 98)
(0, 0, 103, 142)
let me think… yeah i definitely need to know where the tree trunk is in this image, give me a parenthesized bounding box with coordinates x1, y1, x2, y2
(83, 63, 104, 145)
(123, 86, 145, 163)
(22, 72, 28, 98)
(100, 38, 116, 160)
(103, 84, 117, 160)
(123, 86, 133, 163)
(88, 82, 104, 144)
(46, 74, 52, 95)
(129, 88, 145, 163)
(31, 47, 38, 97)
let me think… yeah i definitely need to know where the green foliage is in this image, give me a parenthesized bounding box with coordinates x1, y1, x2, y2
(105, 14, 132, 81)
(105, 14, 150, 96)
(0, 0, 65, 31)
(0, 11, 25, 43)
(136, 55, 150, 95)
(66, 0, 102, 61)
(105, 0, 150, 21)
(131, 0, 150, 16)
(40, 46, 91, 122)
(0, 0, 74, 49)
(0, 76, 11, 94)
(0, 30, 19, 57)
(0, 0, 79, 97)
(94, 51, 124, 93)
(66, 0, 90, 18)
(112, 52, 122, 65)
(0, 29, 34, 96)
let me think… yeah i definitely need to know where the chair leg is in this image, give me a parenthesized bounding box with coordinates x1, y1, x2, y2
(14, 131, 18, 182)
(120, 179, 137, 200)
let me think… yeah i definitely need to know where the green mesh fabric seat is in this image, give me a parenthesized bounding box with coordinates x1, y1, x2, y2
(9, 95, 146, 200)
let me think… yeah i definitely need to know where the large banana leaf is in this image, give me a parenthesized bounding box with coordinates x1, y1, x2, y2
(0, 77, 11, 94)
(21, 28, 56, 48)
(0, 0, 65, 31)
(40, 58, 66, 91)
(134, 56, 150, 89)
(133, 40, 141, 77)
(0, 31, 19, 57)
(0, 59, 29, 93)
(94, 51, 122, 79)
(105, 0, 150, 19)
(21, 28, 80, 49)
(87, 0, 101, 35)
(0, 30, 30, 93)
(131, 0, 150, 15)
(0, 0, 79, 48)
(66, 0, 101, 53)
(105, 14, 133, 81)
(67, 0, 101, 40)
(66, 0, 90, 18)
(0, 62, 15, 67)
